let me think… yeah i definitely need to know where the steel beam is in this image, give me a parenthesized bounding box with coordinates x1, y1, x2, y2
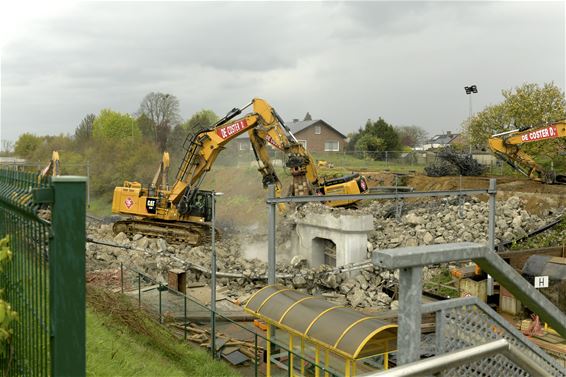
(373, 242, 488, 268)
(266, 189, 489, 204)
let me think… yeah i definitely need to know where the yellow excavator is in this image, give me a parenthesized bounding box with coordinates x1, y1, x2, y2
(488, 120, 566, 184)
(112, 98, 368, 245)
(40, 151, 61, 177)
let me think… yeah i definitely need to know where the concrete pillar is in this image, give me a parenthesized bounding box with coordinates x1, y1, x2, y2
(292, 213, 373, 268)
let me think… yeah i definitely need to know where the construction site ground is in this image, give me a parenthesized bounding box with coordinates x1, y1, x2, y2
(86, 168, 566, 374)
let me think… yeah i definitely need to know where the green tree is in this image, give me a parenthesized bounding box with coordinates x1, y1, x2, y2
(14, 133, 42, 158)
(183, 109, 218, 134)
(467, 82, 566, 158)
(74, 113, 96, 144)
(347, 127, 364, 151)
(92, 109, 140, 142)
(369, 118, 402, 151)
(355, 134, 385, 152)
(136, 114, 157, 141)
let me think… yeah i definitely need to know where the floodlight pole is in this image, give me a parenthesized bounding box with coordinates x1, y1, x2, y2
(465, 85, 478, 155)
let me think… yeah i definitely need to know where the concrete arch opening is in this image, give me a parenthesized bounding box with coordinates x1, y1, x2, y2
(312, 237, 337, 267)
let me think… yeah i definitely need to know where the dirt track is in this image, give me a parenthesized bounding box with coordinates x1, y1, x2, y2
(365, 172, 566, 215)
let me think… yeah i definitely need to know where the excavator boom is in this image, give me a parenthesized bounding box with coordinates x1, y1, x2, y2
(488, 120, 566, 184)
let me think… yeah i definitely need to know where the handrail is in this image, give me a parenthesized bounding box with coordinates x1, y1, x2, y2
(367, 339, 552, 377)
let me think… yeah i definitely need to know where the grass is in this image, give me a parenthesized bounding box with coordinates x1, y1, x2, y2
(510, 218, 566, 250)
(424, 268, 459, 298)
(86, 287, 238, 377)
(88, 196, 113, 217)
(311, 151, 425, 173)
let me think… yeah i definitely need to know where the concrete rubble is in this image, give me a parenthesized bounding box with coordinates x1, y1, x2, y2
(86, 195, 562, 310)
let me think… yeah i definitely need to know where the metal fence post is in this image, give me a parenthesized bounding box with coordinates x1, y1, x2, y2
(86, 160, 90, 208)
(211, 191, 217, 358)
(435, 309, 445, 367)
(268, 184, 276, 285)
(184, 295, 187, 340)
(254, 333, 258, 377)
(49, 176, 86, 377)
(487, 178, 496, 296)
(397, 266, 423, 365)
(158, 283, 163, 324)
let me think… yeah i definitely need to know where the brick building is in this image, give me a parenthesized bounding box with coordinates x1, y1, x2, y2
(235, 117, 347, 153)
(287, 119, 347, 153)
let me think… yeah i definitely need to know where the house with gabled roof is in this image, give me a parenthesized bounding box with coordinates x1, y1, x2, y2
(421, 131, 461, 150)
(235, 114, 348, 153)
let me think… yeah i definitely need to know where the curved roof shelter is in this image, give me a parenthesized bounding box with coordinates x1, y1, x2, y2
(244, 285, 397, 360)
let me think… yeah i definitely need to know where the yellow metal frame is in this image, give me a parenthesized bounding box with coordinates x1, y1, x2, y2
(246, 285, 398, 376)
(304, 305, 344, 336)
(279, 296, 316, 322)
(352, 324, 398, 359)
(333, 316, 379, 348)
(257, 288, 292, 312)
(245, 285, 277, 309)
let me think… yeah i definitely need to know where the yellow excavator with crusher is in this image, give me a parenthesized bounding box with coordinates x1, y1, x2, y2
(488, 120, 566, 184)
(112, 98, 369, 245)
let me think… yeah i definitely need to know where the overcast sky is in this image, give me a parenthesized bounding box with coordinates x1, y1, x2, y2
(1, 1, 564, 146)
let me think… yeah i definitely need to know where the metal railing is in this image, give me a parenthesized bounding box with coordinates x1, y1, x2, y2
(119, 263, 343, 377)
(0, 169, 86, 376)
(419, 296, 565, 376)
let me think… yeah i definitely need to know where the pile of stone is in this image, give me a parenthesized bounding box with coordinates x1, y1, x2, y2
(291, 195, 559, 254)
(85, 195, 561, 310)
(87, 222, 402, 309)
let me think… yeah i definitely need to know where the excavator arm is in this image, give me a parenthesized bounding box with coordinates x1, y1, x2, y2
(40, 151, 61, 177)
(169, 98, 290, 214)
(488, 120, 566, 184)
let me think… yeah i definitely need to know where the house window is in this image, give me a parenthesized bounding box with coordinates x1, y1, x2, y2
(314, 125, 321, 135)
(324, 140, 339, 152)
(298, 139, 307, 149)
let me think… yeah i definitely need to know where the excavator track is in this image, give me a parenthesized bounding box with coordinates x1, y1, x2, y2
(112, 219, 220, 246)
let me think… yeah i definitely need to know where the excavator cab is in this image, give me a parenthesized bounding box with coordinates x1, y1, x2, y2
(185, 190, 214, 222)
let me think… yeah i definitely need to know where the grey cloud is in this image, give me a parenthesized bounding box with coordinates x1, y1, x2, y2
(1, 1, 564, 144)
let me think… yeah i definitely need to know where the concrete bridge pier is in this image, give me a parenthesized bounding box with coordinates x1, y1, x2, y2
(291, 213, 374, 269)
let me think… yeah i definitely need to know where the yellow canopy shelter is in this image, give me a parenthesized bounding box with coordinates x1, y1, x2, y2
(244, 285, 397, 376)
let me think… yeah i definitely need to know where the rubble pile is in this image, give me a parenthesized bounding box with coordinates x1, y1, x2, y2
(292, 195, 559, 253)
(86, 195, 561, 310)
(87, 223, 403, 309)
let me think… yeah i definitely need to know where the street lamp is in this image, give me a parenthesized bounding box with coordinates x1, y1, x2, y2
(464, 85, 478, 154)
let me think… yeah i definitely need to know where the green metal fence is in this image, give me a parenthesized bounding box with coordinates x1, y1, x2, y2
(119, 263, 342, 377)
(0, 169, 86, 376)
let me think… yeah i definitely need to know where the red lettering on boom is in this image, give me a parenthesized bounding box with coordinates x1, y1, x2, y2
(521, 125, 558, 142)
(216, 119, 249, 140)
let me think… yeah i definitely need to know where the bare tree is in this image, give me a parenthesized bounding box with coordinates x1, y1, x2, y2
(138, 92, 181, 151)
(1, 140, 14, 155)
